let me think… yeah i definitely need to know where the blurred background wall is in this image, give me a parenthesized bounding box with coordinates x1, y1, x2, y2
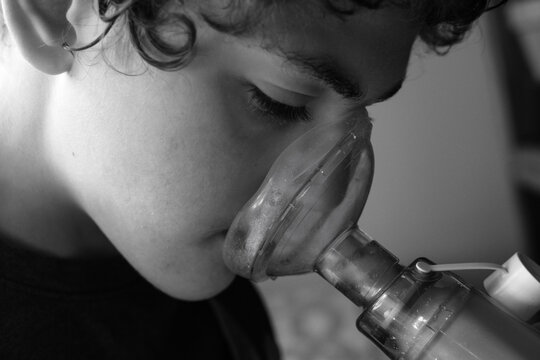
(359, 18, 525, 276)
(257, 7, 536, 359)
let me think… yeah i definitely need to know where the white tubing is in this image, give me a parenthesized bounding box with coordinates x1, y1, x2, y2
(416, 261, 507, 273)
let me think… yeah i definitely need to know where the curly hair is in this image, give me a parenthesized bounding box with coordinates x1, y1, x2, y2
(88, 0, 507, 71)
(4, 0, 507, 70)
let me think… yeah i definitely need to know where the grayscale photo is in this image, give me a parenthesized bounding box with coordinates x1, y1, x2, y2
(1, 0, 539, 359)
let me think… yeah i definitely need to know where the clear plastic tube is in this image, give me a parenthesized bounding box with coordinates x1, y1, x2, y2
(315, 231, 540, 360)
(355, 259, 540, 360)
(315, 227, 402, 309)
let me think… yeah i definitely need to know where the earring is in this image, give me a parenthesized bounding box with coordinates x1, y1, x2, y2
(61, 42, 74, 52)
(61, 22, 114, 52)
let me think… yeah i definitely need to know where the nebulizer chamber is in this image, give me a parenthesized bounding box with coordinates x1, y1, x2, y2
(222, 116, 540, 360)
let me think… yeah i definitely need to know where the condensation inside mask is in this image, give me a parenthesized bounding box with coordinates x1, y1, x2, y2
(222, 115, 375, 281)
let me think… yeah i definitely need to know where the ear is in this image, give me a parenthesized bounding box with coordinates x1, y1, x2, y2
(0, 0, 92, 75)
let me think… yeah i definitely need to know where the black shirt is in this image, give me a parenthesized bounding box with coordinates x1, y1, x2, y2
(0, 234, 280, 360)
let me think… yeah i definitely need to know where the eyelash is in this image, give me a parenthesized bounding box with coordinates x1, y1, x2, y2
(246, 86, 312, 126)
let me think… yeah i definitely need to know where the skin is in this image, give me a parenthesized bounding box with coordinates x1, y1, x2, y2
(0, 1, 419, 299)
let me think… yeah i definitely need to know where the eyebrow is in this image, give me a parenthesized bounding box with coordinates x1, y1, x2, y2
(275, 50, 405, 105)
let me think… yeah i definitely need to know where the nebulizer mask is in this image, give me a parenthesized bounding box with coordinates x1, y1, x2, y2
(223, 115, 540, 360)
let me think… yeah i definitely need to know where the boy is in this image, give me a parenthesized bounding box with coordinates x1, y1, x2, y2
(0, 1, 502, 359)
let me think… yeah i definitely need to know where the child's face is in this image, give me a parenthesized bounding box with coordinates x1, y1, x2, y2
(46, 5, 418, 299)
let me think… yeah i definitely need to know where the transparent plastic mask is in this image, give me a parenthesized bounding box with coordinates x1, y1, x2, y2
(221, 113, 540, 360)
(221, 111, 540, 360)
(222, 115, 374, 281)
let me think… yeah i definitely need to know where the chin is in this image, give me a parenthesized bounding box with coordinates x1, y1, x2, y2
(108, 224, 237, 300)
(148, 266, 237, 301)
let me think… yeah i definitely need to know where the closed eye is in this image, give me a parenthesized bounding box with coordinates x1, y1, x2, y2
(246, 85, 312, 126)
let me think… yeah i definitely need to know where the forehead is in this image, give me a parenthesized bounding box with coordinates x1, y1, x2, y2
(244, 4, 420, 101)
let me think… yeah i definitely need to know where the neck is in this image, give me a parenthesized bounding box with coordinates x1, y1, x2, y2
(0, 47, 116, 258)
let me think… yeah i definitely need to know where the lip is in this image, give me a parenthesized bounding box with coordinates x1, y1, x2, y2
(203, 227, 229, 238)
(218, 229, 229, 239)
(210, 229, 229, 242)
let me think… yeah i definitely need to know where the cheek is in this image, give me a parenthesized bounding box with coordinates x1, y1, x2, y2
(46, 66, 302, 298)
(74, 92, 272, 236)
(56, 77, 259, 216)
